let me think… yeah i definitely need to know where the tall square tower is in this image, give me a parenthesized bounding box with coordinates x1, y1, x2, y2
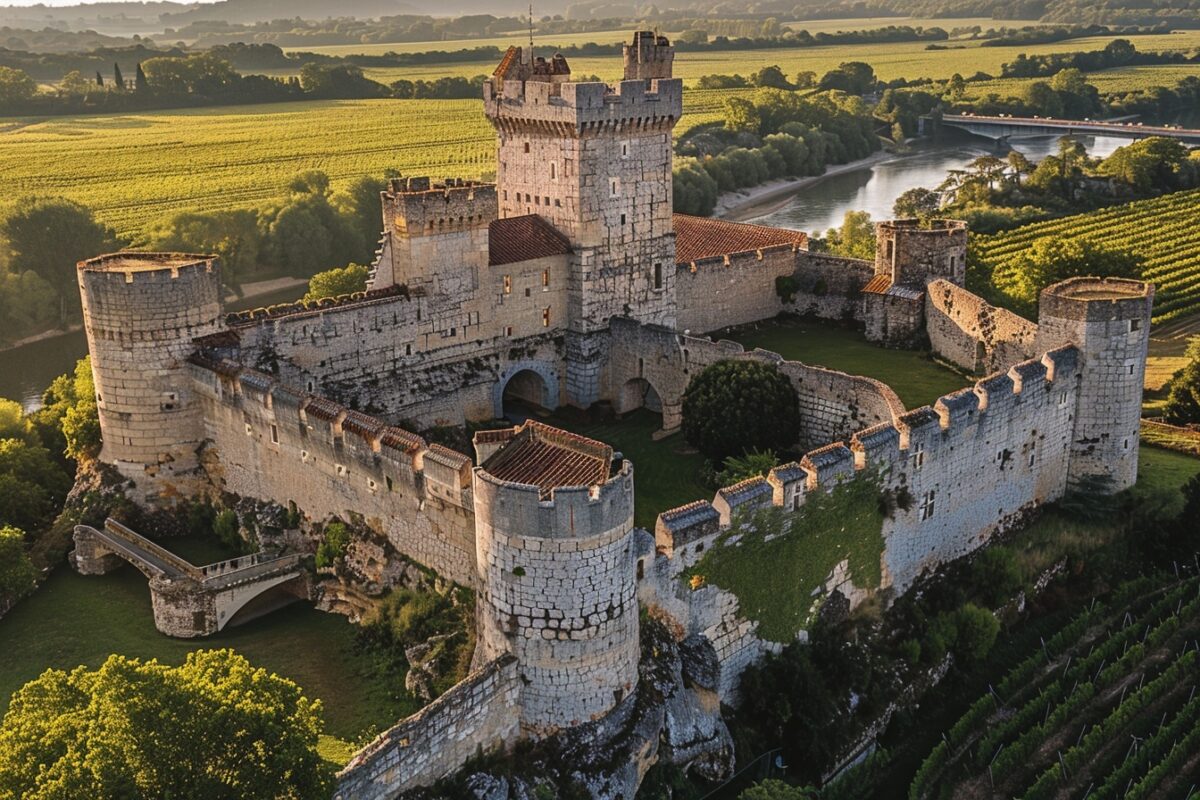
(484, 34, 682, 405)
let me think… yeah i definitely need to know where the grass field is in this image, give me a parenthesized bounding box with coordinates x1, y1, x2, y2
(0, 536, 416, 755)
(962, 63, 1200, 101)
(723, 316, 969, 409)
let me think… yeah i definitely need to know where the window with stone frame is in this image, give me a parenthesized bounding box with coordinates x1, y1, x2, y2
(911, 441, 926, 470)
(653, 262, 663, 290)
(919, 489, 936, 521)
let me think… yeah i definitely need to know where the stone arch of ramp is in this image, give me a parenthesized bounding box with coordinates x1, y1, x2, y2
(494, 360, 561, 418)
(214, 571, 308, 631)
(617, 377, 664, 415)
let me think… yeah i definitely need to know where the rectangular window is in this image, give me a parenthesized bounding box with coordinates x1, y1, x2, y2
(543, 307, 551, 327)
(270, 424, 279, 444)
(1130, 318, 1142, 332)
(524, 142, 530, 153)
(386, 476, 394, 492)
(550, 162, 556, 180)
(610, 178, 620, 197)
(920, 490, 936, 521)
(886, 240, 895, 262)
(653, 262, 663, 290)
(792, 492, 801, 511)
(542, 270, 549, 288)
(405, 343, 412, 356)
(505, 326, 513, 337)
(620, 141, 629, 158)
(544, 196, 550, 206)
(912, 442, 926, 470)
(534, 195, 540, 205)
(1058, 391, 1068, 407)
(503, 275, 511, 294)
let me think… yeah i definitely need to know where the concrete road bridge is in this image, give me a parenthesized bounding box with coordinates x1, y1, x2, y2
(71, 519, 308, 637)
(926, 114, 1200, 145)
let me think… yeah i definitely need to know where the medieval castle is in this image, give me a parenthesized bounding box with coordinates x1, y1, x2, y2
(70, 32, 1153, 799)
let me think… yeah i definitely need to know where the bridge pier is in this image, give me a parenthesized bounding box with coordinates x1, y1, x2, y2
(70, 530, 126, 575)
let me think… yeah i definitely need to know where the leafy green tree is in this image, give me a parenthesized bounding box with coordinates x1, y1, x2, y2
(0, 197, 121, 324)
(739, 779, 816, 800)
(265, 172, 359, 277)
(672, 158, 719, 216)
(1000, 237, 1143, 306)
(0, 66, 36, 108)
(820, 210, 876, 261)
(682, 360, 800, 461)
(950, 603, 1001, 663)
(723, 96, 762, 133)
(315, 521, 351, 568)
(818, 61, 876, 95)
(333, 174, 390, 264)
(0, 403, 72, 531)
(717, 448, 779, 486)
(1099, 137, 1190, 193)
(892, 187, 940, 220)
(213, 508, 242, 551)
(1163, 339, 1200, 425)
(146, 208, 261, 293)
(751, 65, 792, 90)
(30, 357, 99, 465)
(0, 649, 334, 799)
(304, 263, 369, 301)
(0, 400, 33, 444)
(970, 546, 1023, 607)
(0, 525, 37, 603)
(58, 70, 92, 96)
(793, 70, 816, 89)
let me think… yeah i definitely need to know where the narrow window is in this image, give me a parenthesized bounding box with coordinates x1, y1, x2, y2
(534, 195, 540, 205)
(653, 262, 663, 290)
(920, 490, 936, 521)
(621, 141, 629, 157)
(386, 476, 394, 491)
(505, 326, 514, 337)
(503, 190, 507, 200)
(270, 424, 279, 444)
(912, 442, 926, 470)
(306, 380, 314, 393)
(1130, 318, 1142, 332)
(405, 343, 413, 356)
(637, 559, 645, 580)
(542, 270, 549, 288)
(620, 213, 626, 226)
(610, 178, 620, 197)
(792, 492, 801, 510)
(543, 307, 551, 327)
(886, 240, 895, 262)
(524, 142, 530, 153)
(555, 199, 561, 207)
(503, 275, 511, 294)
(549, 162, 556, 179)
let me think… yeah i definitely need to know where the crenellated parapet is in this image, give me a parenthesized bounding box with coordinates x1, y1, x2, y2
(382, 176, 497, 237)
(484, 75, 683, 137)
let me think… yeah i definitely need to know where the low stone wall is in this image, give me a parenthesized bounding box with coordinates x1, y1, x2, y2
(925, 280, 1038, 373)
(334, 655, 522, 800)
(675, 245, 797, 335)
(786, 252, 874, 321)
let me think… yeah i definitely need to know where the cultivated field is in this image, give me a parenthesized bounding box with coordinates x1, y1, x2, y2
(0, 89, 741, 239)
(963, 63, 1200, 101)
(910, 574, 1200, 799)
(350, 30, 1200, 83)
(973, 189, 1200, 323)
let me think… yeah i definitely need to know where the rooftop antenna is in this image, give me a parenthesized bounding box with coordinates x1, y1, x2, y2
(528, 1, 534, 60)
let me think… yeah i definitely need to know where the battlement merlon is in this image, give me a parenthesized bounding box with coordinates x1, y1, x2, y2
(624, 31, 674, 81)
(382, 177, 498, 238)
(483, 77, 683, 135)
(78, 252, 219, 284)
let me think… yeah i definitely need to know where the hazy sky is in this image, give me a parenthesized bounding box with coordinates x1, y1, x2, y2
(2, 1, 218, 6)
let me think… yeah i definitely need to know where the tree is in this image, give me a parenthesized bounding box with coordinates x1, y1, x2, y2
(1006, 150, 1033, 188)
(682, 360, 800, 461)
(146, 209, 261, 293)
(820, 210, 876, 261)
(0, 66, 36, 108)
(30, 357, 100, 464)
(723, 96, 762, 133)
(0, 649, 335, 799)
(717, 448, 779, 486)
(59, 70, 92, 96)
(304, 263, 369, 301)
(793, 70, 816, 89)
(1163, 340, 1200, 426)
(739, 779, 816, 800)
(0, 198, 120, 324)
(135, 62, 148, 92)
(1099, 137, 1190, 193)
(333, 174, 390, 264)
(893, 187, 940, 219)
(751, 65, 792, 90)
(0, 525, 36, 603)
(112, 62, 125, 91)
(1002, 237, 1143, 306)
(0, 435, 72, 532)
(946, 72, 966, 100)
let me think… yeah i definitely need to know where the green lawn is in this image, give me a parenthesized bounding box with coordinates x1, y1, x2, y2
(724, 317, 969, 410)
(1135, 445, 1200, 514)
(0, 537, 418, 753)
(539, 409, 711, 529)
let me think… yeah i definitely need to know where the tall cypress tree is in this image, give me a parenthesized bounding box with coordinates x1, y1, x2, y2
(113, 62, 124, 90)
(135, 63, 148, 92)
(95, 70, 104, 87)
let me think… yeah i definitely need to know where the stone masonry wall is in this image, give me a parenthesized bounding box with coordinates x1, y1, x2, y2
(674, 245, 796, 335)
(786, 251, 875, 321)
(925, 279, 1039, 373)
(334, 655, 522, 800)
(188, 361, 479, 587)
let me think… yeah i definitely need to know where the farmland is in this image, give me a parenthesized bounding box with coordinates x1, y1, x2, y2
(973, 189, 1200, 323)
(961, 63, 1200, 101)
(0, 89, 741, 239)
(353, 30, 1200, 84)
(908, 574, 1200, 800)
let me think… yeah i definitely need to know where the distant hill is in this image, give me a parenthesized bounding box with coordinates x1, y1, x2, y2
(158, 0, 421, 27)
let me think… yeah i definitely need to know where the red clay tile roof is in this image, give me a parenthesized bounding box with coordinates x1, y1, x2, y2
(489, 215, 572, 266)
(673, 213, 806, 264)
(482, 421, 612, 498)
(861, 274, 893, 294)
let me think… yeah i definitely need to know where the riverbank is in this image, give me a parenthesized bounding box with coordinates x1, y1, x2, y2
(0, 275, 308, 353)
(715, 150, 899, 224)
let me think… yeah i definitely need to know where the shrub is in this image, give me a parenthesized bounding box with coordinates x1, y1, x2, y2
(213, 509, 241, 552)
(970, 547, 1023, 607)
(0, 525, 37, 603)
(314, 521, 349, 568)
(682, 360, 801, 461)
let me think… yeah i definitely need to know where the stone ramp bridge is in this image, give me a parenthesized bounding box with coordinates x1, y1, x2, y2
(71, 519, 308, 638)
(925, 114, 1200, 144)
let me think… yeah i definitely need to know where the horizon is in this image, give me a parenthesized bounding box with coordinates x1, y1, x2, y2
(0, 0, 216, 7)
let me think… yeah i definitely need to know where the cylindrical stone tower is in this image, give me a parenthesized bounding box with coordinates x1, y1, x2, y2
(1036, 277, 1154, 492)
(78, 253, 223, 501)
(472, 421, 638, 735)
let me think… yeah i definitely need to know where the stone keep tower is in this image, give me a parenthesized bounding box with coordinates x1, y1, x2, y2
(78, 253, 223, 501)
(1036, 277, 1154, 492)
(483, 33, 683, 407)
(472, 422, 639, 734)
(875, 219, 968, 287)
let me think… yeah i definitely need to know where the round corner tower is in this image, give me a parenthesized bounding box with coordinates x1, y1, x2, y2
(78, 252, 224, 500)
(1036, 277, 1153, 492)
(875, 218, 968, 286)
(472, 421, 639, 735)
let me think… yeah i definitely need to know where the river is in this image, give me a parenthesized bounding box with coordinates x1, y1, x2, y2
(0, 284, 305, 412)
(745, 131, 1131, 234)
